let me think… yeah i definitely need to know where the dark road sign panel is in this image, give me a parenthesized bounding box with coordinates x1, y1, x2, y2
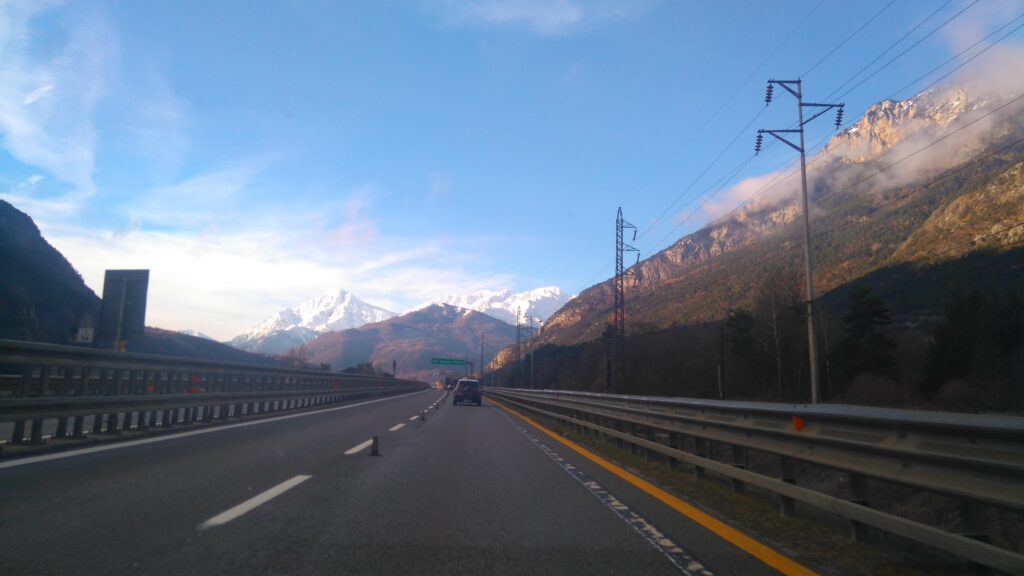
(431, 358, 465, 365)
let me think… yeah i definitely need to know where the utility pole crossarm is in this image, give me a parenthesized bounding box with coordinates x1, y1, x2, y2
(767, 79, 801, 99)
(757, 129, 803, 153)
(801, 103, 844, 127)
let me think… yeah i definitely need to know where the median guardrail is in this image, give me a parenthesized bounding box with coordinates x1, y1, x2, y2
(485, 387, 1024, 575)
(0, 339, 427, 447)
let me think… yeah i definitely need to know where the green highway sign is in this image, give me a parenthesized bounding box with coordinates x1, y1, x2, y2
(431, 358, 465, 365)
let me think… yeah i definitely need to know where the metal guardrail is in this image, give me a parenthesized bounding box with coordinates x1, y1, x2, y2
(486, 387, 1024, 575)
(0, 339, 427, 447)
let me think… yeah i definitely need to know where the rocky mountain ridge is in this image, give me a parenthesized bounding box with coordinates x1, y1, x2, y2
(303, 303, 516, 381)
(421, 286, 569, 325)
(531, 84, 1024, 354)
(230, 289, 396, 354)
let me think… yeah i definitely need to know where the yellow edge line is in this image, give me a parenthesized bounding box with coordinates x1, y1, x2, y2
(489, 397, 818, 576)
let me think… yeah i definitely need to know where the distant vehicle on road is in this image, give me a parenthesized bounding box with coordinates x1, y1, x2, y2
(453, 378, 481, 406)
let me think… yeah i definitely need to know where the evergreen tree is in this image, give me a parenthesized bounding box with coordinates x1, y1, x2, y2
(835, 286, 897, 382)
(921, 291, 1023, 395)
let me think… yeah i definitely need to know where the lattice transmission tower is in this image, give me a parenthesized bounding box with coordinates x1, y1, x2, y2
(614, 207, 639, 392)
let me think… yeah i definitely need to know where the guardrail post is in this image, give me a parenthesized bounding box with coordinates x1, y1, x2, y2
(72, 415, 85, 438)
(780, 457, 797, 517)
(104, 412, 120, 434)
(694, 437, 707, 479)
(137, 370, 151, 430)
(849, 473, 870, 542)
(730, 445, 747, 493)
(77, 366, 88, 395)
(55, 416, 68, 438)
(28, 418, 45, 444)
(960, 500, 992, 575)
(11, 420, 26, 443)
(667, 432, 682, 469)
(959, 499, 990, 543)
(40, 364, 51, 395)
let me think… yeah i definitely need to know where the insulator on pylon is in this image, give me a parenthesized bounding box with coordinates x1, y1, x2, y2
(754, 132, 763, 154)
(834, 106, 844, 130)
(764, 83, 774, 106)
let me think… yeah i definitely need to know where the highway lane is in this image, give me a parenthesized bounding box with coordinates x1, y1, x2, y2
(0, 389, 790, 576)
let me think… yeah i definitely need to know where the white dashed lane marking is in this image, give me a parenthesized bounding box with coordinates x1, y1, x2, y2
(389, 423, 405, 432)
(198, 475, 312, 530)
(344, 439, 373, 455)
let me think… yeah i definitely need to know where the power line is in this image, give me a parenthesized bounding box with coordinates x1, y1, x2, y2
(570, 0, 1003, 294)
(639, 112, 764, 240)
(823, 0, 955, 100)
(642, 0, 963, 249)
(886, 14, 1024, 100)
(813, 95, 1024, 212)
(559, 1, 826, 270)
(727, 127, 1024, 274)
(707, 17, 1024, 253)
(802, 0, 897, 78)
(639, 0, 907, 244)
(834, 0, 982, 101)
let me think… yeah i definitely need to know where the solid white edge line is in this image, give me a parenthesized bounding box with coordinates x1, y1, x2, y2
(389, 423, 405, 432)
(344, 439, 373, 455)
(198, 475, 312, 530)
(0, 390, 431, 470)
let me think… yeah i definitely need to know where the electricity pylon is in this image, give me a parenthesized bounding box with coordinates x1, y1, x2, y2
(756, 79, 843, 404)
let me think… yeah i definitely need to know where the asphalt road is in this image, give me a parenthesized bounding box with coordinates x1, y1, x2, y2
(0, 389, 784, 576)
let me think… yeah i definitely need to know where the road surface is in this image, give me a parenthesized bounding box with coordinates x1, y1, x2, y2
(0, 389, 789, 575)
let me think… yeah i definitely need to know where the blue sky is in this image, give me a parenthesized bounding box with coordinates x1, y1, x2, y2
(2, 0, 1021, 339)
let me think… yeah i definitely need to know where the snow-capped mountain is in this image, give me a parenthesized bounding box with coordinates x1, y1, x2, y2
(421, 286, 569, 325)
(177, 329, 214, 340)
(229, 289, 396, 354)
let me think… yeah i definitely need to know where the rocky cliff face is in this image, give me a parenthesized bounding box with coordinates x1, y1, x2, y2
(825, 87, 969, 163)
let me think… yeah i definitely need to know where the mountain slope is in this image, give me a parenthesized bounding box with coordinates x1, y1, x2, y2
(0, 200, 100, 343)
(230, 289, 396, 354)
(532, 86, 1024, 351)
(303, 304, 516, 380)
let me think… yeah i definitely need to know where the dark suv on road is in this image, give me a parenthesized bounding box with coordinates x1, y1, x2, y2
(453, 379, 481, 406)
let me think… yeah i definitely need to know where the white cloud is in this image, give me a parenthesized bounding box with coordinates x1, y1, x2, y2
(126, 162, 264, 228)
(29, 174, 513, 340)
(697, 167, 800, 221)
(434, 0, 656, 35)
(941, 0, 1024, 53)
(41, 223, 513, 341)
(0, 1, 116, 196)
